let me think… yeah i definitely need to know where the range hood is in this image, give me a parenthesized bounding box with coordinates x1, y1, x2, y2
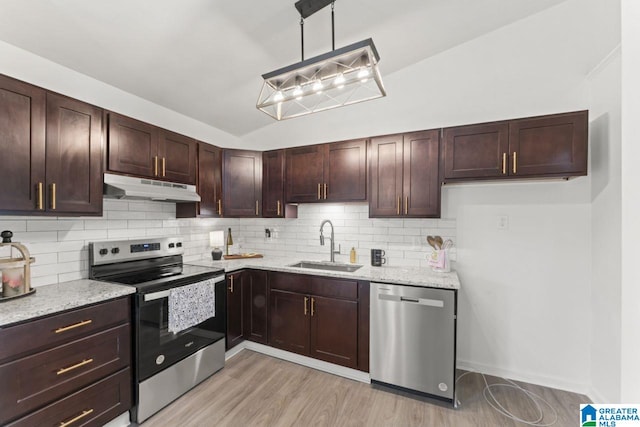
(103, 173, 201, 203)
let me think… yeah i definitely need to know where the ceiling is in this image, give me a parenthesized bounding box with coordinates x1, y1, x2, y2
(0, 0, 569, 137)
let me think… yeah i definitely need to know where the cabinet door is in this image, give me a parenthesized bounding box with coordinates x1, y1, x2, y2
(262, 150, 285, 217)
(403, 130, 441, 217)
(509, 110, 588, 177)
(222, 149, 262, 217)
(226, 272, 244, 350)
(325, 139, 367, 202)
(199, 142, 222, 217)
(309, 296, 358, 368)
(45, 93, 103, 215)
(369, 135, 403, 217)
(157, 129, 197, 184)
(285, 145, 324, 202)
(269, 290, 309, 355)
(243, 270, 268, 344)
(0, 75, 45, 213)
(107, 112, 158, 178)
(442, 122, 509, 180)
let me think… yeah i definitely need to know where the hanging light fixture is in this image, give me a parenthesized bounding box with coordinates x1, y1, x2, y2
(257, 0, 386, 120)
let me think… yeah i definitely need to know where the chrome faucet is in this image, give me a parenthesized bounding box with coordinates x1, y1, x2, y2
(319, 219, 340, 263)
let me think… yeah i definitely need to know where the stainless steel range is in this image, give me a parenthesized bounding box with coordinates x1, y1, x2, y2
(89, 237, 226, 423)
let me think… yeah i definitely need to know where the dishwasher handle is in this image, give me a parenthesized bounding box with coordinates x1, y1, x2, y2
(378, 293, 444, 308)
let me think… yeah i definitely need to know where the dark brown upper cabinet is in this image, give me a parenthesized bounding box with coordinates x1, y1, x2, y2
(263, 150, 297, 218)
(107, 112, 196, 185)
(176, 142, 222, 218)
(286, 139, 367, 203)
(0, 74, 102, 216)
(369, 130, 440, 218)
(45, 93, 103, 215)
(0, 75, 46, 214)
(222, 149, 262, 217)
(443, 110, 588, 182)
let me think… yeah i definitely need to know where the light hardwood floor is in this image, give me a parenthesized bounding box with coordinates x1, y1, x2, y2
(141, 350, 588, 427)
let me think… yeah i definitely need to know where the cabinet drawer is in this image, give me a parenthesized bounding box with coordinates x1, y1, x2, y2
(268, 271, 310, 294)
(0, 297, 130, 363)
(310, 276, 358, 300)
(7, 368, 132, 427)
(0, 324, 130, 424)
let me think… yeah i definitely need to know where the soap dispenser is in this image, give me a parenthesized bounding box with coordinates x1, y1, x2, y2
(350, 247, 356, 264)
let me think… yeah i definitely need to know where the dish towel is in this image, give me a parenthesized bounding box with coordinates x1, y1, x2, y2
(168, 278, 216, 334)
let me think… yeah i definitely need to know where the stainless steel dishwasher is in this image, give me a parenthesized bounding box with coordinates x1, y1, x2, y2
(370, 282, 457, 404)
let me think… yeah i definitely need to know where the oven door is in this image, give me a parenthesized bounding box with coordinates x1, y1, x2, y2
(136, 275, 226, 382)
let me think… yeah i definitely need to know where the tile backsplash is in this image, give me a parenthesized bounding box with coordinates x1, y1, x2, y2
(0, 199, 456, 287)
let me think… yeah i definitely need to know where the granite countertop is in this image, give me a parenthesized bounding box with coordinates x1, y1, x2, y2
(188, 256, 460, 290)
(0, 279, 135, 328)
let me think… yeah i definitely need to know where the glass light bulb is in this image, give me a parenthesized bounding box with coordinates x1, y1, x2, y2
(273, 91, 284, 102)
(313, 80, 323, 94)
(293, 85, 303, 100)
(334, 73, 345, 89)
(358, 68, 370, 83)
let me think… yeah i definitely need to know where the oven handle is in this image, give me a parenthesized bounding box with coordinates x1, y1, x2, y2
(143, 274, 226, 302)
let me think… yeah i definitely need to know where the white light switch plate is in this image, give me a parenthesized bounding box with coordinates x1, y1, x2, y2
(497, 215, 509, 230)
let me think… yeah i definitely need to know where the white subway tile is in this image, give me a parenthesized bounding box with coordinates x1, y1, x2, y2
(13, 231, 58, 243)
(59, 271, 87, 282)
(0, 220, 27, 233)
(58, 230, 108, 242)
(33, 252, 58, 265)
(107, 210, 145, 220)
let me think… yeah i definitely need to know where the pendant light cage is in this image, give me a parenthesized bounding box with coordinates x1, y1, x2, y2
(256, 1, 386, 120)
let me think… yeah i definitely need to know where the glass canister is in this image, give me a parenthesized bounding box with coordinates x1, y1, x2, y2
(0, 230, 35, 300)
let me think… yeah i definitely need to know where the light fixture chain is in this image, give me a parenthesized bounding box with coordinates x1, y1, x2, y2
(300, 16, 305, 61)
(331, 1, 335, 51)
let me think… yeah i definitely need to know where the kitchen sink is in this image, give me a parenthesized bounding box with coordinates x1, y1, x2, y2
(289, 261, 363, 273)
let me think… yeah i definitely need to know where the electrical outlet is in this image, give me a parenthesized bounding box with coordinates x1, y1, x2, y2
(497, 215, 509, 230)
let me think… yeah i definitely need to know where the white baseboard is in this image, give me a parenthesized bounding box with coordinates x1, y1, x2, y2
(225, 341, 370, 384)
(102, 411, 130, 427)
(456, 359, 590, 396)
(587, 387, 611, 404)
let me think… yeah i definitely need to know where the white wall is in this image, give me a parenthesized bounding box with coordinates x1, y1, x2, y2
(620, 0, 640, 402)
(587, 48, 622, 402)
(0, 40, 241, 149)
(242, 0, 617, 148)
(0, 200, 456, 287)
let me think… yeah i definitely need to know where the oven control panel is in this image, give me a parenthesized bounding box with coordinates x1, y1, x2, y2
(89, 237, 184, 265)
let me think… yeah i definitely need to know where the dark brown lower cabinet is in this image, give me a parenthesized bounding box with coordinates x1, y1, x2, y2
(227, 270, 269, 349)
(243, 270, 268, 344)
(269, 289, 310, 355)
(0, 297, 131, 426)
(268, 271, 367, 370)
(226, 271, 244, 350)
(309, 296, 358, 368)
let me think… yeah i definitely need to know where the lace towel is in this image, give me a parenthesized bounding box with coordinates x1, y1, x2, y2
(168, 278, 216, 334)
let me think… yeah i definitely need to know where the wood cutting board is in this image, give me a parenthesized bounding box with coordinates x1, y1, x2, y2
(223, 253, 264, 260)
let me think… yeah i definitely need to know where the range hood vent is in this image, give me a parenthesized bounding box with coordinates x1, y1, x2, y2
(103, 173, 201, 203)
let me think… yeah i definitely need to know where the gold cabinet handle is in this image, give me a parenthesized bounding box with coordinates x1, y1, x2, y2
(513, 152, 517, 174)
(502, 153, 507, 175)
(162, 157, 166, 177)
(317, 183, 321, 200)
(323, 183, 327, 200)
(51, 183, 57, 210)
(54, 319, 93, 334)
(217, 199, 222, 216)
(304, 296, 309, 315)
(277, 200, 281, 216)
(57, 358, 94, 375)
(311, 297, 315, 316)
(154, 156, 159, 176)
(397, 196, 401, 216)
(405, 196, 409, 215)
(59, 409, 94, 427)
(37, 182, 43, 210)
(255, 200, 259, 216)
(229, 275, 234, 292)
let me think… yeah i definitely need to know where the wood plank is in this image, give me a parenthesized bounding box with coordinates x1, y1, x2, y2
(141, 351, 590, 427)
